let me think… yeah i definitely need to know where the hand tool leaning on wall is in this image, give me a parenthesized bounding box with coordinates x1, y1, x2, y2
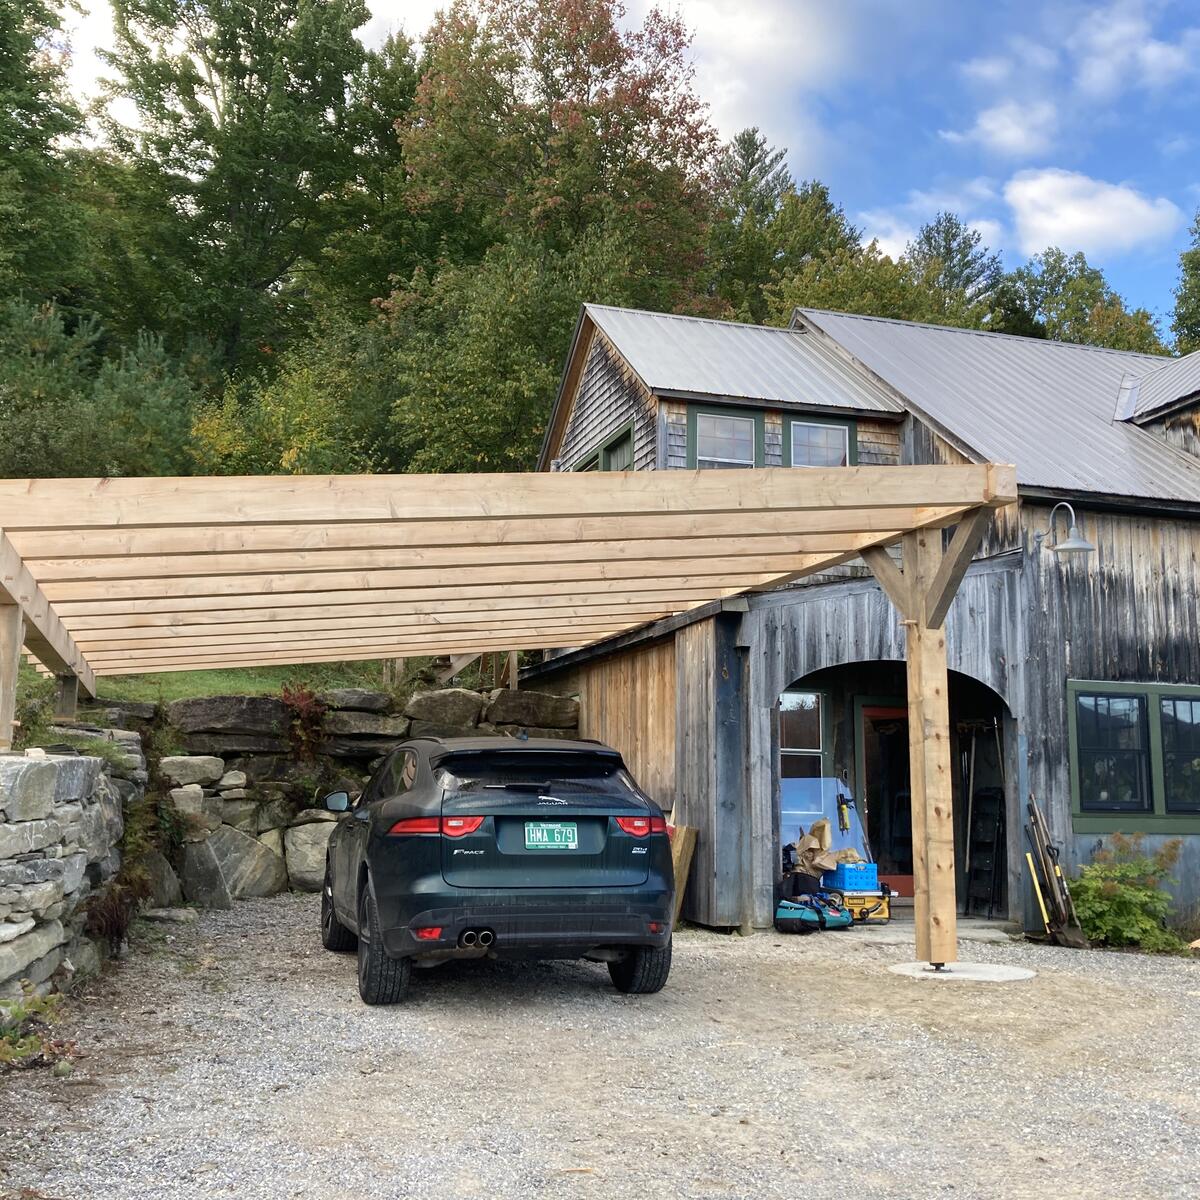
(1025, 795, 1089, 949)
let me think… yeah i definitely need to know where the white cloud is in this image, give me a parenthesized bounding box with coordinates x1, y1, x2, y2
(941, 100, 1057, 158)
(1068, 1, 1200, 98)
(858, 210, 917, 259)
(1004, 167, 1183, 256)
(960, 55, 1010, 85)
(859, 177, 1006, 260)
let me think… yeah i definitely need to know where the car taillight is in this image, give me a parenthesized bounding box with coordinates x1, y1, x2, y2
(615, 815, 665, 837)
(389, 817, 441, 835)
(413, 926, 442, 941)
(442, 815, 485, 838)
(388, 816, 485, 836)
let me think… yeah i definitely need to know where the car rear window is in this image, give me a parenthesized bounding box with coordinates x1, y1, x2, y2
(437, 752, 640, 797)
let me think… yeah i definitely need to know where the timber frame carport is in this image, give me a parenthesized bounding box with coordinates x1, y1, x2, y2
(0, 464, 1015, 966)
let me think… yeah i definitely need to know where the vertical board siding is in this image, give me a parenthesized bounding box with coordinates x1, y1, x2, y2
(573, 638, 677, 811)
(1020, 502, 1200, 901)
(557, 332, 657, 471)
(1146, 407, 1200, 460)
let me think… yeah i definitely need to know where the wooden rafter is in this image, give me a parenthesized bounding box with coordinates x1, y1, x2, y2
(0, 466, 1015, 687)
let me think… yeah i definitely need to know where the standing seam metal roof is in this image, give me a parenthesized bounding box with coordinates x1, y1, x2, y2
(794, 308, 1200, 504)
(584, 304, 902, 414)
(1129, 352, 1200, 421)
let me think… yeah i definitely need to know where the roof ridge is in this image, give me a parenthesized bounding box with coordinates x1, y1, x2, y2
(795, 307, 1169, 363)
(585, 303, 795, 336)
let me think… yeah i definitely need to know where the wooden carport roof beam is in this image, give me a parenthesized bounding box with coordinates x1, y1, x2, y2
(0, 530, 95, 697)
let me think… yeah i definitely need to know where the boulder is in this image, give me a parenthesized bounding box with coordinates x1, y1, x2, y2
(180, 733, 290, 756)
(321, 689, 392, 713)
(404, 688, 485, 727)
(206, 826, 288, 899)
(219, 788, 249, 800)
(83, 700, 157, 725)
(408, 720, 491, 740)
(258, 828, 284, 857)
(283, 822, 335, 891)
(0, 759, 58, 822)
(496, 725, 580, 741)
(221, 800, 258, 833)
(485, 689, 579, 730)
(288, 808, 337, 826)
(166, 695, 289, 736)
(217, 770, 247, 790)
(180, 840, 233, 910)
(168, 785, 223, 838)
(0, 919, 35, 944)
(60, 853, 88, 895)
(141, 908, 197, 924)
(0, 818, 61, 859)
(323, 710, 410, 738)
(160, 755, 225, 787)
(137, 848, 183, 908)
(318, 736, 410, 759)
(0, 920, 66, 989)
(0, 858, 64, 888)
(256, 796, 297, 833)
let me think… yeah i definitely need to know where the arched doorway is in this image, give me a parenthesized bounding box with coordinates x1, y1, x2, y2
(778, 661, 1013, 918)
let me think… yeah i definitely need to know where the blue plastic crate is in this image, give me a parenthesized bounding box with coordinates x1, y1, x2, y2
(822, 862, 878, 892)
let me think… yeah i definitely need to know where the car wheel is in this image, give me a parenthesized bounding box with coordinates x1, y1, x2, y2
(320, 863, 357, 952)
(608, 938, 672, 994)
(357, 883, 411, 1005)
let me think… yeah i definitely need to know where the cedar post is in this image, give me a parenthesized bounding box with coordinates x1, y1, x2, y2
(0, 603, 23, 752)
(863, 513, 992, 967)
(54, 673, 79, 721)
(506, 651, 519, 690)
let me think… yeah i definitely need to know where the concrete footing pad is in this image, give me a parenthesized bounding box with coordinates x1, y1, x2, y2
(889, 961, 1036, 982)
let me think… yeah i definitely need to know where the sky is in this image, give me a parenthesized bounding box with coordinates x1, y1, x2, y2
(59, 0, 1200, 328)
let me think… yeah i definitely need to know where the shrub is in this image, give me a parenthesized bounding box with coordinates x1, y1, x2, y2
(84, 870, 153, 955)
(1072, 834, 1189, 954)
(12, 663, 56, 750)
(0, 983, 75, 1072)
(281, 682, 327, 762)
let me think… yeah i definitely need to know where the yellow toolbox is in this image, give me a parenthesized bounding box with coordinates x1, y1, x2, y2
(837, 890, 890, 924)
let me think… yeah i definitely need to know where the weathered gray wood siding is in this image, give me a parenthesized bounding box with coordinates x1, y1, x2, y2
(738, 561, 1026, 926)
(1145, 405, 1200, 460)
(1018, 502, 1200, 898)
(557, 332, 657, 471)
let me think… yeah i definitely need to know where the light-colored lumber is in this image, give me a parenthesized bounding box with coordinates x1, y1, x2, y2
(437, 654, 480, 684)
(0, 603, 23, 751)
(670, 825, 699, 926)
(0, 531, 95, 694)
(54, 673, 79, 720)
(924, 508, 993, 628)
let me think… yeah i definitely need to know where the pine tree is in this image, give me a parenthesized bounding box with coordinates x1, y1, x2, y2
(1172, 211, 1200, 354)
(906, 212, 1002, 315)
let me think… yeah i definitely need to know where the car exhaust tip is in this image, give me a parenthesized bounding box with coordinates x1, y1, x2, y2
(459, 930, 477, 947)
(477, 929, 494, 947)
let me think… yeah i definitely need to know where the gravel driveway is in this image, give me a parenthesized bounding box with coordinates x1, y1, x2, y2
(1, 894, 1197, 1200)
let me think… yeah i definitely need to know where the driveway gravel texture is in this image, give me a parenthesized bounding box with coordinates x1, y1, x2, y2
(1, 894, 1197, 1200)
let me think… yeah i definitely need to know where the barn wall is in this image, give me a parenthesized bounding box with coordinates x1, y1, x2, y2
(571, 637, 677, 812)
(1145, 406, 1200, 460)
(557, 332, 657, 471)
(1018, 502, 1200, 903)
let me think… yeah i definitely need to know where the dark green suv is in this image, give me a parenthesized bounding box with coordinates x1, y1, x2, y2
(320, 738, 675, 1005)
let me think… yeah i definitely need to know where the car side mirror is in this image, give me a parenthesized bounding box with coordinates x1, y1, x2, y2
(324, 790, 350, 812)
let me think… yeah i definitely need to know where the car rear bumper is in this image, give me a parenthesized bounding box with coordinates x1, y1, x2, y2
(378, 888, 674, 958)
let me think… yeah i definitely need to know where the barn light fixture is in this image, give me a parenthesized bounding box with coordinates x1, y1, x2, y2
(1034, 501, 1095, 556)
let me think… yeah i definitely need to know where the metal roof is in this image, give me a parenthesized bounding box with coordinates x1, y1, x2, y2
(585, 304, 902, 413)
(1128, 352, 1200, 421)
(795, 308, 1200, 504)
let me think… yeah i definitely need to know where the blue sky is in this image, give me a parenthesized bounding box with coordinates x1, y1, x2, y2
(63, 0, 1200, 328)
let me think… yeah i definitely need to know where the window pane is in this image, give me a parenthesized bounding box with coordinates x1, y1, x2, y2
(781, 752, 822, 779)
(605, 433, 633, 472)
(1162, 697, 1200, 812)
(780, 691, 821, 751)
(791, 422, 848, 467)
(1075, 693, 1150, 811)
(697, 413, 755, 468)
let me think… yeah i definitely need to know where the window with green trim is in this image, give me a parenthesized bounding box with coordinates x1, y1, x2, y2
(1068, 680, 1200, 831)
(686, 404, 765, 469)
(783, 414, 857, 468)
(573, 422, 634, 472)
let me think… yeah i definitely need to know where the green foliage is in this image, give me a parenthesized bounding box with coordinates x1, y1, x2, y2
(13, 662, 55, 750)
(989, 247, 1166, 352)
(1172, 211, 1200, 354)
(102, 0, 374, 369)
(95, 661, 399, 704)
(906, 211, 1002, 316)
(0, 982, 74, 1071)
(1072, 834, 1189, 954)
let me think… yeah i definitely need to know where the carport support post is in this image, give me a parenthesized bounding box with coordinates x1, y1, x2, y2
(54, 673, 79, 721)
(902, 530, 957, 967)
(0, 601, 23, 752)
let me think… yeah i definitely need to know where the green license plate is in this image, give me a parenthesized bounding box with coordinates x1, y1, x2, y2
(524, 821, 579, 851)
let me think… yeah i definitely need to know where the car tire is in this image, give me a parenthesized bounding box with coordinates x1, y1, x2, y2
(608, 938, 672, 994)
(320, 863, 357, 952)
(357, 883, 411, 1005)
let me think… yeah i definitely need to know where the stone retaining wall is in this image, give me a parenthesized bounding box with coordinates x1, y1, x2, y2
(0, 730, 144, 996)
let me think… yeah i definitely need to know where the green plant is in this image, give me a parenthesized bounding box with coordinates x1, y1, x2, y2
(281, 682, 327, 762)
(12, 664, 56, 750)
(0, 983, 75, 1072)
(1072, 834, 1189, 954)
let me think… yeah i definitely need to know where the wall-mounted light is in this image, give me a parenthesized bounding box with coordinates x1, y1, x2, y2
(1033, 501, 1095, 556)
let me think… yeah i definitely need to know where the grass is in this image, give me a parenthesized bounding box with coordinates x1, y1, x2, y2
(94, 661, 403, 704)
